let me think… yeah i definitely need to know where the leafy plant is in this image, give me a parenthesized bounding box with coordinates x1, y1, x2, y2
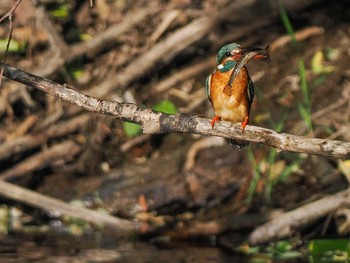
(123, 99, 177, 138)
(245, 88, 303, 203)
(280, 7, 313, 133)
(153, 99, 177, 114)
(0, 38, 24, 53)
(48, 3, 70, 18)
(123, 121, 142, 138)
(308, 239, 350, 263)
(235, 240, 304, 262)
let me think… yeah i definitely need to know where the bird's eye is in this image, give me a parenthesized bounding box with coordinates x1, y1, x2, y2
(225, 52, 231, 57)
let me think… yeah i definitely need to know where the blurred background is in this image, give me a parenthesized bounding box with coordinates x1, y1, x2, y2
(0, 0, 349, 262)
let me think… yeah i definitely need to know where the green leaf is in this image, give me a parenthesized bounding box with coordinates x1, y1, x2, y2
(298, 58, 309, 105)
(275, 251, 303, 260)
(153, 100, 177, 114)
(279, 7, 297, 46)
(298, 103, 312, 130)
(311, 50, 334, 74)
(123, 122, 142, 138)
(0, 39, 23, 53)
(71, 68, 84, 79)
(49, 4, 69, 18)
(308, 239, 350, 263)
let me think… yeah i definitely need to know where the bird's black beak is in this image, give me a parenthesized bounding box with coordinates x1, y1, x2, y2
(235, 46, 271, 63)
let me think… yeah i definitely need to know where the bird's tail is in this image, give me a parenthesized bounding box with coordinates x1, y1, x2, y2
(226, 138, 249, 150)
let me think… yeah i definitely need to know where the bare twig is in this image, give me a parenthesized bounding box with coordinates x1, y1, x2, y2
(0, 114, 91, 161)
(91, 1, 259, 98)
(152, 60, 214, 94)
(165, 212, 270, 239)
(0, 0, 22, 86)
(0, 0, 22, 23)
(0, 140, 81, 180)
(30, 5, 158, 78)
(70, 6, 158, 59)
(269, 26, 325, 51)
(0, 180, 135, 230)
(2, 63, 350, 158)
(149, 10, 180, 44)
(248, 188, 350, 245)
(184, 137, 225, 171)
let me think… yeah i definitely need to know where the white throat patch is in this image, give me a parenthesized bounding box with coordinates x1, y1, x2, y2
(217, 64, 224, 70)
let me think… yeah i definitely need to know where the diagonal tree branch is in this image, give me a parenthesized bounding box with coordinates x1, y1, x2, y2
(248, 188, 350, 245)
(1, 62, 350, 159)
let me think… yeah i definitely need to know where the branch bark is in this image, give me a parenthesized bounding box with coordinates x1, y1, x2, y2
(0, 180, 135, 231)
(248, 188, 350, 245)
(0, 140, 81, 180)
(2, 62, 350, 159)
(0, 114, 91, 161)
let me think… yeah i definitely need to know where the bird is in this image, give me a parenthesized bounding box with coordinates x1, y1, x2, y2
(205, 43, 270, 149)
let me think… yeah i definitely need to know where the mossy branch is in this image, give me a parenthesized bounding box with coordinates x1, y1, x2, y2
(1, 62, 350, 159)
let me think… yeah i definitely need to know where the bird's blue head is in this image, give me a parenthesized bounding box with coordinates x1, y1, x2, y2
(216, 43, 241, 64)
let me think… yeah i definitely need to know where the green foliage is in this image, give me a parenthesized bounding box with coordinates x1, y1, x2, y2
(123, 100, 177, 137)
(246, 88, 303, 204)
(279, 8, 297, 46)
(0, 39, 24, 53)
(245, 8, 312, 203)
(123, 122, 142, 138)
(49, 4, 70, 18)
(246, 148, 260, 204)
(308, 239, 350, 263)
(65, 60, 84, 81)
(70, 67, 84, 80)
(297, 47, 313, 132)
(235, 240, 304, 262)
(311, 50, 335, 74)
(153, 99, 177, 114)
(280, 7, 313, 133)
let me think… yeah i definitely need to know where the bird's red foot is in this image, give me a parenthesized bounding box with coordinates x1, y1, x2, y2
(241, 116, 249, 132)
(210, 115, 221, 129)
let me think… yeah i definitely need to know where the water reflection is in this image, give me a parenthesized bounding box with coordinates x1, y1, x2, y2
(0, 231, 244, 263)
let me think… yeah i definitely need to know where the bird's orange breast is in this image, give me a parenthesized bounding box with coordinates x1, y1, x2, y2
(210, 66, 251, 123)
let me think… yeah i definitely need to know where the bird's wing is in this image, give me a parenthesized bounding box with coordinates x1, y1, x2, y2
(205, 73, 213, 102)
(247, 76, 254, 105)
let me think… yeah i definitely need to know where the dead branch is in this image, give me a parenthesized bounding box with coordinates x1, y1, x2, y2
(248, 188, 350, 245)
(165, 212, 270, 239)
(0, 0, 22, 86)
(70, 5, 159, 59)
(269, 26, 325, 51)
(0, 140, 81, 180)
(26, 3, 158, 78)
(0, 180, 135, 230)
(91, 1, 260, 98)
(0, 114, 91, 161)
(2, 63, 350, 159)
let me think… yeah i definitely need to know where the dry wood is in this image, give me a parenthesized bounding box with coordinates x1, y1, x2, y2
(248, 188, 350, 245)
(0, 0, 22, 86)
(0, 140, 81, 180)
(0, 114, 91, 161)
(71, 7, 157, 57)
(152, 60, 214, 94)
(165, 212, 270, 239)
(35, 4, 158, 77)
(91, 1, 259, 98)
(0, 180, 135, 230)
(269, 26, 325, 51)
(2, 63, 350, 159)
(149, 10, 180, 44)
(184, 137, 225, 171)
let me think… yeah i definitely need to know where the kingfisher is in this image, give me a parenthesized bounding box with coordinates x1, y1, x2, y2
(206, 43, 270, 149)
